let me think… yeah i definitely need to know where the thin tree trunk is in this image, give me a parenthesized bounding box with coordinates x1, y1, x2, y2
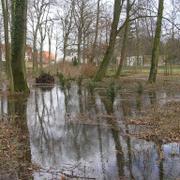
(1, 0, 14, 92)
(77, 28, 82, 64)
(32, 33, 38, 72)
(83, 32, 86, 63)
(0, 22, 2, 67)
(148, 0, 164, 83)
(48, 36, 51, 67)
(39, 40, 43, 71)
(63, 34, 68, 62)
(90, 0, 101, 63)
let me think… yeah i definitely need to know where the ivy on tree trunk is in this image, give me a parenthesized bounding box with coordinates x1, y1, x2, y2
(11, 0, 29, 92)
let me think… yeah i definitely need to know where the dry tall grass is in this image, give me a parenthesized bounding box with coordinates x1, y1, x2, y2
(56, 62, 97, 79)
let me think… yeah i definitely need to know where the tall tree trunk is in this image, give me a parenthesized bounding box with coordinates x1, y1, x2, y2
(148, 0, 164, 83)
(48, 36, 51, 67)
(90, 0, 101, 63)
(39, 39, 43, 71)
(83, 32, 86, 63)
(0, 22, 2, 66)
(32, 33, 38, 72)
(1, 0, 14, 92)
(77, 28, 82, 64)
(63, 34, 68, 63)
(115, 0, 130, 77)
(11, 0, 29, 92)
(94, 0, 122, 81)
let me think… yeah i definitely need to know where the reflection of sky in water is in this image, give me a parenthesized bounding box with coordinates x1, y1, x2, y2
(26, 85, 180, 180)
(0, 84, 175, 180)
(0, 96, 8, 115)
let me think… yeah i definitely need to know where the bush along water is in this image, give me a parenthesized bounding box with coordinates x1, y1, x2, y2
(36, 73, 55, 84)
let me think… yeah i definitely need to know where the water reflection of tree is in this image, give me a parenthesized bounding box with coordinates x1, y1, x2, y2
(8, 96, 31, 179)
(90, 94, 106, 180)
(148, 90, 165, 179)
(28, 84, 173, 179)
(121, 90, 166, 179)
(120, 93, 134, 179)
(149, 90, 157, 105)
(0, 96, 5, 115)
(99, 92, 125, 178)
(33, 88, 61, 165)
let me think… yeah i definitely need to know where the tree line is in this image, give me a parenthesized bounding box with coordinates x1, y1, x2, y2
(0, 0, 179, 92)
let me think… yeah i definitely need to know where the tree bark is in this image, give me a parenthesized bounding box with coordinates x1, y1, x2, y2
(32, 32, 38, 72)
(1, 0, 14, 92)
(115, 0, 130, 77)
(94, 0, 122, 81)
(148, 0, 164, 83)
(77, 28, 82, 64)
(63, 34, 68, 63)
(11, 0, 29, 92)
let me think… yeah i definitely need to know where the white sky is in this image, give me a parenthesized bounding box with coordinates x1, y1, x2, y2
(42, 0, 178, 58)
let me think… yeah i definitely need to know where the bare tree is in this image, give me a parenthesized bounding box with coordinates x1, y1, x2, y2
(1, 0, 14, 92)
(28, 0, 50, 72)
(89, 0, 101, 64)
(73, 0, 95, 63)
(47, 20, 54, 67)
(56, 0, 75, 62)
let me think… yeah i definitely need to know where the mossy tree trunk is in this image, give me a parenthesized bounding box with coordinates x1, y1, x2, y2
(148, 0, 164, 83)
(1, 0, 14, 92)
(94, 0, 122, 81)
(11, 0, 29, 92)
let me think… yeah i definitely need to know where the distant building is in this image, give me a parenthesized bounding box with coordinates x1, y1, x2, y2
(66, 48, 77, 61)
(126, 56, 144, 66)
(0, 44, 33, 62)
(41, 51, 55, 64)
(116, 55, 165, 67)
(0, 44, 55, 65)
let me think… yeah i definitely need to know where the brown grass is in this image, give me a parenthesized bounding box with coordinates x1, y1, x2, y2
(80, 63, 97, 78)
(56, 62, 97, 79)
(127, 101, 180, 143)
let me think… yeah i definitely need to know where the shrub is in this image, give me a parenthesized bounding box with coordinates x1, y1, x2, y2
(36, 73, 55, 84)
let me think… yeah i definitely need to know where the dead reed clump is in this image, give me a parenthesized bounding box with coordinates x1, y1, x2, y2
(58, 62, 81, 79)
(80, 63, 97, 78)
(57, 62, 97, 79)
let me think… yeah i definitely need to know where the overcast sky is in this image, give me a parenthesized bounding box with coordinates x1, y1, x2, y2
(42, 0, 179, 57)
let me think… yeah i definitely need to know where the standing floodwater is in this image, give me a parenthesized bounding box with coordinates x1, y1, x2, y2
(25, 83, 180, 180)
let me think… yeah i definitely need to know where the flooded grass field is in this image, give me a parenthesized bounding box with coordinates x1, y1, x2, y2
(0, 82, 179, 179)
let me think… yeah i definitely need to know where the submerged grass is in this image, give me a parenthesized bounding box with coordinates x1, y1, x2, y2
(127, 101, 180, 143)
